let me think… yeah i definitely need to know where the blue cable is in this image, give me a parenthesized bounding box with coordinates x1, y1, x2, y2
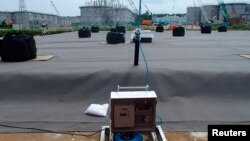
(156, 114, 163, 125)
(139, 43, 149, 86)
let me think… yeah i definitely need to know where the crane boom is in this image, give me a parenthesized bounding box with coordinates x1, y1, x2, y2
(51, 0, 60, 16)
(217, 0, 230, 26)
(127, 0, 139, 14)
(144, 3, 152, 14)
(217, 0, 230, 20)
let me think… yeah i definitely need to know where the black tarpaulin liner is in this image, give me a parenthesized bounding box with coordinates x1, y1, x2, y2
(0, 31, 250, 132)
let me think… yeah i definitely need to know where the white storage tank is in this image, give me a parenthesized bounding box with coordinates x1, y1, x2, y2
(201, 5, 219, 23)
(220, 3, 247, 19)
(186, 7, 201, 24)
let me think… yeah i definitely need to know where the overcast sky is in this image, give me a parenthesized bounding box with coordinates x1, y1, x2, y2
(0, 0, 249, 16)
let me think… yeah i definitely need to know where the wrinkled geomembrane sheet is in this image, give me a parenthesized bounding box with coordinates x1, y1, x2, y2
(0, 31, 250, 132)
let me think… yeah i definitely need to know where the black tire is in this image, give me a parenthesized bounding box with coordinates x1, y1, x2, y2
(201, 25, 211, 34)
(91, 26, 99, 33)
(173, 26, 185, 36)
(218, 26, 227, 32)
(1, 33, 37, 62)
(156, 25, 164, 32)
(116, 26, 126, 34)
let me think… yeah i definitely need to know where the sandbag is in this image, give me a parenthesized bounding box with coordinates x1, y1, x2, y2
(1, 33, 37, 62)
(91, 26, 99, 33)
(156, 25, 164, 32)
(78, 27, 91, 38)
(106, 32, 125, 44)
(201, 25, 211, 34)
(116, 26, 126, 34)
(218, 25, 227, 32)
(173, 26, 185, 36)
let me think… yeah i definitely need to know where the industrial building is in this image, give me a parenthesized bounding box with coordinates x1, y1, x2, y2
(1, 0, 134, 29)
(0, 11, 80, 29)
(186, 3, 250, 25)
(79, 0, 134, 25)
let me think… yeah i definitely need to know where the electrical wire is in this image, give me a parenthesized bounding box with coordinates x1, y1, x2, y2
(137, 0, 149, 86)
(0, 124, 103, 137)
(156, 114, 163, 125)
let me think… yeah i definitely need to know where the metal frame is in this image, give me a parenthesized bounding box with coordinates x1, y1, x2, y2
(106, 85, 166, 141)
(117, 85, 149, 91)
(99, 125, 167, 141)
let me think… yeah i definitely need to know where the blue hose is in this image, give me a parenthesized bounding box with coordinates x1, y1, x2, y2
(114, 132, 143, 141)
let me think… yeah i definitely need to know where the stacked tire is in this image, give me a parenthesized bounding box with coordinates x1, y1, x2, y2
(106, 32, 125, 44)
(156, 24, 164, 32)
(116, 26, 126, 34)
(0, 33, 37, 62)
(201, 25, 211, 34)
(218, 25, 227, 32)
(173, 26, 185, 36)
(91, 26, 99, 33)
(78, 27, 91, 38)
